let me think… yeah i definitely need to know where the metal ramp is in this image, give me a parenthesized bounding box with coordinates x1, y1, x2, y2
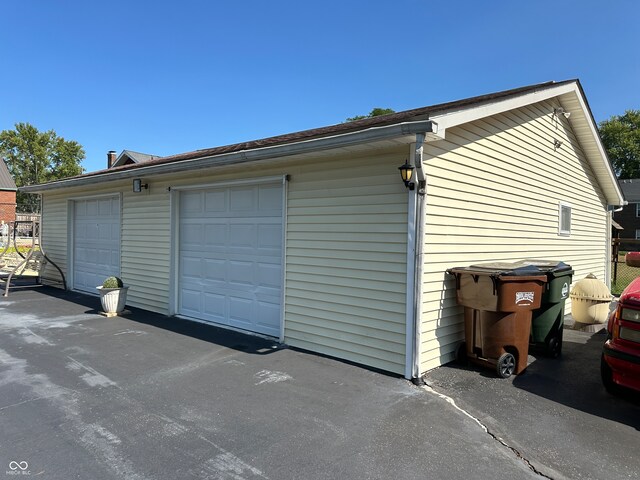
(0, 220, 66, 296)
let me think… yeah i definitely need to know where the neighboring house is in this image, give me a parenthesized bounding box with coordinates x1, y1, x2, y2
(108, 150, 158, 169)
(613, 179, 640, 250)
(22, 79, 624, 380)
(0, 159, 17, 224)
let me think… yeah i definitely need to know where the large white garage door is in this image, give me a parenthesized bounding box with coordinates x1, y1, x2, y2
(73, 196, 121, 293)
(178, 183, 283, 337)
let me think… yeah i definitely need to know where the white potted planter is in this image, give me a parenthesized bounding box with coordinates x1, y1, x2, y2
(97, 276, 128, 317)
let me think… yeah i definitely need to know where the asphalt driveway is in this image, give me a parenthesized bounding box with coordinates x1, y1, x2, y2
(0, 286, 638, 479)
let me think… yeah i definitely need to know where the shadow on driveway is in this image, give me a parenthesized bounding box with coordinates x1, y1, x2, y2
(10, 285, 283, 357)
(512, 330, 640, 430)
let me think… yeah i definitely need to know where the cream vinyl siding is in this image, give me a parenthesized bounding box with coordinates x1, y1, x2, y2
(39, 150, 408, 374)
(120, 183, 172, 312)
(419, 99, 608, 373)
(285, 153, 408, 375)
(40, 193, 69, 284)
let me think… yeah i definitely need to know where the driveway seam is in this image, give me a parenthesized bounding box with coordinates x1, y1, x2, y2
(422, 384, 553, 479)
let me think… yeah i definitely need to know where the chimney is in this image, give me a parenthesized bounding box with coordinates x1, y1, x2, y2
(107, 150, 117, 168)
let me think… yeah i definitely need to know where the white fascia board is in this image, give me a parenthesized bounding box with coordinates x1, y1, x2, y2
(428, 82, 624, 206)
(570, 89, 624, 206)
(22, 121, 433, 193)
(429, 83, 578, 133)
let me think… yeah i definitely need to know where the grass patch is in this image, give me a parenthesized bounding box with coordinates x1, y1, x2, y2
(0, 246, 39, 255)
(612, 259, 640, 296)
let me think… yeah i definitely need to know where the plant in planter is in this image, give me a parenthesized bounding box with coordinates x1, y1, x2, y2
(96, 276, 129, 317)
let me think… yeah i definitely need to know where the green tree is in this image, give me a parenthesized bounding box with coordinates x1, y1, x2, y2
(598, 110, 640, 179)
(345, 107, 396, 122)
(0, 123, 85, 212)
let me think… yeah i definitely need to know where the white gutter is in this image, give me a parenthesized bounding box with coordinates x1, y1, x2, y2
(21, 121, 435, 193)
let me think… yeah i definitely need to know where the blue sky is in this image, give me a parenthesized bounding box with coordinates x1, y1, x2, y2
(1, 1, 638, 173)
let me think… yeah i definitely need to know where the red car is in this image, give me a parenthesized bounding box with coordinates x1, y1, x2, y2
(602, 277, 640, 394)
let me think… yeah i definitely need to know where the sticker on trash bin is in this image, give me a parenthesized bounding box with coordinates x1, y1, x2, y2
(515, 291, 535, 305)
(561, 283, 569, 298)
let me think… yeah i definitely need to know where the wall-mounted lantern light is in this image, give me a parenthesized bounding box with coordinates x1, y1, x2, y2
(132, 178, 148, 193)
(398, 160, 415, 190)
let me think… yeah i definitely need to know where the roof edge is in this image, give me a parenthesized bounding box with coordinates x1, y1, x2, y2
(21, 121, 434, 193)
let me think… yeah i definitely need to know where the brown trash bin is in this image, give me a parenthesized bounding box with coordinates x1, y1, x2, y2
(448, 264, 547, 378)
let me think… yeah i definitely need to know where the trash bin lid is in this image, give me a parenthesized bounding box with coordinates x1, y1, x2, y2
(518, 259, 573, 276)
(569, 273, 612, 301)
(454, 262, 545, 277)
(468, 261, 522, 271)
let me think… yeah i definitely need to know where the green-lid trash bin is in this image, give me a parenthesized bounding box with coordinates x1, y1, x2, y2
(518, 259, 573, 357)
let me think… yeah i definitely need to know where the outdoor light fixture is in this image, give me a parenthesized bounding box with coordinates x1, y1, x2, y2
(553, 139, 563, 150)
(398, 160, 415, 190)
(553, 107, 571, 119)
(132, 178, 148, 193)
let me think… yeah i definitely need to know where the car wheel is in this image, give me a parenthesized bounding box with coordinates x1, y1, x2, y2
(496, 352, 516, 378)
(601, 354, 618, 395)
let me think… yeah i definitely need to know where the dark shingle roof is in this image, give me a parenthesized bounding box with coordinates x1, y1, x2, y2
(58, 79, 576, 182)
(619, 179, 640, 202)
(0, 159, 17, 190)
(123, 80, 574, 167)
(28, 80, 579, 188)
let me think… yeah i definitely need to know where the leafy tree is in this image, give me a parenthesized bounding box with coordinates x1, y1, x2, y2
(345, 107, 396, 122)
(0, 123, 85, 212)
(598, 110, 640, 179)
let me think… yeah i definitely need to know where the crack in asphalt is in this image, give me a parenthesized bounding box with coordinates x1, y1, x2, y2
(422, 384, 553, 479)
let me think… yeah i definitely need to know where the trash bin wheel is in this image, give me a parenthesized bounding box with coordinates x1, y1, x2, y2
(496, 352, 516, 378)
(545, 335, 562, 358)
(456, 342, 468, 365)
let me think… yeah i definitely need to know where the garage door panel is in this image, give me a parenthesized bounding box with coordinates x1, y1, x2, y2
(228, 261, 254, 286)
(205, 190, 227, 211)
(229, 296, 254, 325)
(229, 188, 255, 212)
(257, 263, 282, 289)
(204, 259, 226, 282)
(178, 183, 283, 337)
(203, 292, 225, 318)
(229, 224, 255, 247)
(204, 224, 226, 246)
(181, 289, 202, 315)
(258, 224, 282, 249)
(180, 224, 203, 246)
(181, 191, 203, 213)
(181, 256, 203, 279)
(73, 197, 120, 293)
(257, 302, 280, 332)
(258, 185, 283, 212)
(85, 201, 97, 216)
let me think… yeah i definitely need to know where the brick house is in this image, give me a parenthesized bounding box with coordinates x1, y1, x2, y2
(0, 159, 17, 224)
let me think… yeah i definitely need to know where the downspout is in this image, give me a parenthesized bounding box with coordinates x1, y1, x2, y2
(405, 133, 428, 382)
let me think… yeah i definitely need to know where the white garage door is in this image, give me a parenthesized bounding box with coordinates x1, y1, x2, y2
(178, 183, 283, 337)
(73, 196, 121, 293)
